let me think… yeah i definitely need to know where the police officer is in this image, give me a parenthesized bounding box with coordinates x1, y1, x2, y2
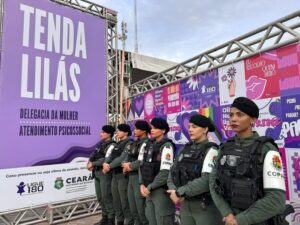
(122, 120, 150, 225)
(140, 117, 175, 225)
(103, 124, 134, 225)
(87, 125, 116, 225)
(210, 97, 286, 225)
(167, 114, 223, 225)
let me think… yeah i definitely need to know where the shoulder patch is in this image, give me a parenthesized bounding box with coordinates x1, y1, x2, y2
(105, 145, 115, 158)
(137, 142, 147, 161)
(202, 148, 219, 173)
(160, 146, 174, 170)
(263, 150, 286, 191)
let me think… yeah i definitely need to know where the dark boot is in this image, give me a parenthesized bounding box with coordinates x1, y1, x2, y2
(106, 218, 115, 225)
(117, 221, 124, 225)
(97, 215, 108, 225)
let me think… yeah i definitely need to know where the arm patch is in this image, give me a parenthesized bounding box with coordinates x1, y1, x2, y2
(138, 143, 147, 161)
(263, 150, 286, 191)
(202, 148, 218, 173)
(160, 146, 174, 170)
(105, 145, 115, 158)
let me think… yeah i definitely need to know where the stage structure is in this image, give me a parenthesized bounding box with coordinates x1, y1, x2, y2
(0, 0, 118, 224)
(128, 11, 300, 97)
(126, 10, 300, 225)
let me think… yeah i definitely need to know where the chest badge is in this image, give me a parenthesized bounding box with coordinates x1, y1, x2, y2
(178, 154, 183, 162)
(220, 155, 226, 165)
(227, 155, 239, 166)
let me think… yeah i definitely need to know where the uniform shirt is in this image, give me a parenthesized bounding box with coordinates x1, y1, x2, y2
(168, 139, 218, 198)
(106, 138, 131, 170)
(92, 140, 116, 167)
(139, 140, 174, 191)
(124, 137, 149, 171)
(209, 132, 286, 225)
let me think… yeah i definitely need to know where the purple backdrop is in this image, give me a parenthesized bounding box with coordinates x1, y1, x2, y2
(281, 94, 300, 148)
(0, 0, 107, 169)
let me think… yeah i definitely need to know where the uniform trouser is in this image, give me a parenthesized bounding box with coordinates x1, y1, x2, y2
(180, 199, 223, 225)
(112, 172, 134, 223)
(127, 174, 148, 225)
(145, 187, 175, 225)
(94, 175, 104, 215)
(97, 171, 114, 219)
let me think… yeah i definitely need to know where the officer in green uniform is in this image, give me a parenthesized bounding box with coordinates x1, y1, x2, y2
(210, 97, 286, 225)
(87, 125, 116, 225)
(140, 117, 175, 225)
(103, 124, 134, 225)
(122, 120, 150, 225)
(167, 114, 223, 225)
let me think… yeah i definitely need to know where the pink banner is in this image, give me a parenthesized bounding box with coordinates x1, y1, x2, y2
(144, 91, 155, 120)
(245, 51, 280, 100)
(165, 82, 181, 114)
(280, 148, 290, 200)
(277, 44, 300, 96)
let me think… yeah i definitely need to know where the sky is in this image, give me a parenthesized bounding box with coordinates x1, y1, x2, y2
(91, 0, 299, 62)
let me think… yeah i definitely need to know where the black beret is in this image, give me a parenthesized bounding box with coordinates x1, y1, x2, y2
(102, 125, 115, 137)
(135, 120, 151, 133)
(150, 117, 169, 134)
(189, 114, 215, 132)
(117, 124, 132, 136)
(231, 97, 259, 118)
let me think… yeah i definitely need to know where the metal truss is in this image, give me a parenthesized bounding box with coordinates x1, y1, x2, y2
(128, 10, 300, 97)
(50, 0, 119, 125)
(107, 21, 119, 125)
(50, 0, 117, 23)
(0, 196, 99, 225)
(48, 196, 100, 224)
(0, 0, 117, 224)
(0, 206, 48, 225)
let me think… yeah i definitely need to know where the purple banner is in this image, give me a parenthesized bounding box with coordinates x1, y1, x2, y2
(0, 0, 107, 169)
(255, 97, 282, 143)
(167, 110, 198, 145)
(133, 95, 144, 119)
(198, 69, 220, 108)
(281, 94, 300, 148)
(180, 76, 201, 111)
(154, 87, 167, 117)
(214, 105, 235, 141)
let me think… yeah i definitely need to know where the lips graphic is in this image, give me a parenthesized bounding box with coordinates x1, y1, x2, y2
(246, 75, 267, 99)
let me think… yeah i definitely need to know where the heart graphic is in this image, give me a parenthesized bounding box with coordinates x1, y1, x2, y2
(133, 96, 144, 117)
(246, 75, 267, 100)
(176, 111, 198, 141)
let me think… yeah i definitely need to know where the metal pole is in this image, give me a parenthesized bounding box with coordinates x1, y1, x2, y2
(134, 0, 138, 53)
(119, 21, 127, 123)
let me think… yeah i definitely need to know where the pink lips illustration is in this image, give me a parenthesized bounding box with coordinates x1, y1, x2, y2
(246, 75, 267, 99)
